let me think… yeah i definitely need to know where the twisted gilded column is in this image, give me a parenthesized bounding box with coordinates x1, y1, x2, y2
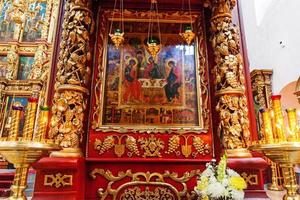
(210, 0, 251, 156)
(49, 0, 94, 157)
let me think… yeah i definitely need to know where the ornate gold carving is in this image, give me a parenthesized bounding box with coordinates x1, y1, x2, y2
(29, 44, 49, 80)
(94, 134, 210, 158)
(241, 172, 258, 186)
(110, 9, 199, 23)
(125, 136, 140, 156)
(251, 69, 273, 108)
(251, 69, 273, 140)
(90, 169, 200, 200)
(0, 79, 43, 96)
(44, 173, 73, 188)
(138, 135, 164, 158)
(49, 0, 94, 151)
(120, 187, 176, 200)
(49, 90, 86, 149)
(210, 0, 251, 149)
(192, 136, 211, 157)
(6, 45, 19, 80)
(94, 135, 141, 157)
(94, 137, 115, 155)
(165, 135, 180, 155)
(92, 10, 210, 134)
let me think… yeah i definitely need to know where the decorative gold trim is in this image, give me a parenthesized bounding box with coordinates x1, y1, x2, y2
(120, 186, 176, 200)
(44, 173, 73, 188)
(241, 172, 258, 186)
(92, 9, 210, 134)
(90, 169, 200, 200)
(94, 134, 211, 158)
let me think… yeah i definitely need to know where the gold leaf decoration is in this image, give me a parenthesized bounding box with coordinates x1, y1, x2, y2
(192, 136, 210, 157)
(98, 136, 115, 154)
(125, 136, 140, 156)
(138, 135, 164, 157)
(165, 135, 180, 155)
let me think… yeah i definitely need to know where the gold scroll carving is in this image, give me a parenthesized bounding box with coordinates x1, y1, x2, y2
(49, 0, 94, 156)
(210, 0, 251, 150)
(44, 173, 73, 188)
(90, 169, 200, 200)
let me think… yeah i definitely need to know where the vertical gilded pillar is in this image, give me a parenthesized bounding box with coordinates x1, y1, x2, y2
(8, 102, 24, 141)
(23, 97, 39, 141)
(49, 0, 94, 157)
(210, 0, 251, 154)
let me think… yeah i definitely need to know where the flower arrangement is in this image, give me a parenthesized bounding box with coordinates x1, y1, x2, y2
(194, 155, 247, 200)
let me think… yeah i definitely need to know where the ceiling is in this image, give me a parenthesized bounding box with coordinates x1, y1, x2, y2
(95, 0, 207, 10)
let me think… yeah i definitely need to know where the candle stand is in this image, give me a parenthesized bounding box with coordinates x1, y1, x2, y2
(249, 95, 300, 200)
(0, 141, 59, 200)
(249, 142, 300, 200)
(0, 100, 60, 200)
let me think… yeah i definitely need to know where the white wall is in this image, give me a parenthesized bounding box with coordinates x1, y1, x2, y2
(239, 0, 300, 94)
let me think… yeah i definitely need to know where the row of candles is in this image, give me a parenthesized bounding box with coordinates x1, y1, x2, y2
(5, 97, 49, 142)
(260, 95, 300, 144)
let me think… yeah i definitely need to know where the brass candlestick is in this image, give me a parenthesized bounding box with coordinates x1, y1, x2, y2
(249, 143, 300, 200)
(0, 100, 60, 200)
(250, 95, 300, 200)
(0, 141, 59, 200)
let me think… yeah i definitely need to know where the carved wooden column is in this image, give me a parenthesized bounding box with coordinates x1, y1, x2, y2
(251, 69, 273, 108)
(210, 0, 251, 156)
(250, 69, 273, 138)
(49, 0, 94, 157)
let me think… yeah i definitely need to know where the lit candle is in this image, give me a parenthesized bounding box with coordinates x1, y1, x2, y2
(260, 108, 274, 144)
(286, 108, 299, 141)
(8, 102, 24, 141)
(22, 97, 38, 141)
(35, 105, 49, 142)
(271, 95, 286, 142)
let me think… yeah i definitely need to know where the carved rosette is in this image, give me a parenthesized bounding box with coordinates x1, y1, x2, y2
(210, 0, 251, 149)
(49, 0, 94, 153)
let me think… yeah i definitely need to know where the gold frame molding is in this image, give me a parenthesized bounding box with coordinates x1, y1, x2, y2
(92, 9, 210, 134)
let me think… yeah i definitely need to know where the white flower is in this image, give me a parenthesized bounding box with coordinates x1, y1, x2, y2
(208, 175, 217, 184)
(222, 177, 229, 187)
(227, 169, 240, 177)
(206, 182, 227, 198)
(231, 189, 245, 200)
(202, 166, 214, 177)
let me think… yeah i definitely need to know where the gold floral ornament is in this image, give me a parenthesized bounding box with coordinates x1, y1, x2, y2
(179, 26, 195, 45)
(90, 169, 200, 199)
(138, 135, 164, 157)
(109, 29, 124, 49)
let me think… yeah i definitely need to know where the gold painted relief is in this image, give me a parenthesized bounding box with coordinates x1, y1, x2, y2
(93, 134, 210, 158)
(90, 169, 200, 200)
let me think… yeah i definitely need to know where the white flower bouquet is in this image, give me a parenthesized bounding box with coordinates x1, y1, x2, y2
(194, 155, 247, 200)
